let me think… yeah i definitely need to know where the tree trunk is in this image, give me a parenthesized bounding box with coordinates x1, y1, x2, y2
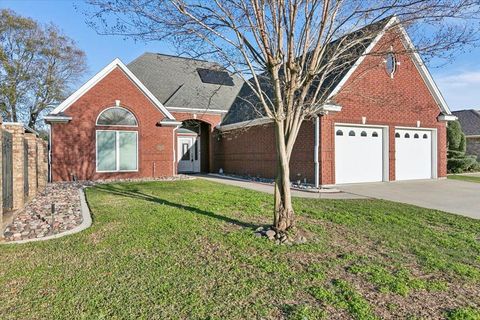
(273, 120, 295, 232)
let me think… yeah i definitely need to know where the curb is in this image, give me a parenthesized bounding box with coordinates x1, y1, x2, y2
(1, 188, 92, 245)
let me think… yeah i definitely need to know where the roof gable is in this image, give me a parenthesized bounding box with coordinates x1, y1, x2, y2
(330, 16, 451, 115)
(50, 58, 175, 120)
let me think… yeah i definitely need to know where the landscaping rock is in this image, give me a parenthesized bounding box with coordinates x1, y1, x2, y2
(265, 230, 276, 239)
(2, 182, 84, 242)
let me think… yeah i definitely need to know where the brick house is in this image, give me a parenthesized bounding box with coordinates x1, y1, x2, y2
(45, 16, 455, 186)
(452, 110, 480, 161)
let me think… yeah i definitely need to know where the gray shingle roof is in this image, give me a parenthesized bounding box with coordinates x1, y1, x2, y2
(127, 53, 244, 112)
(222, 17, 393, 125)
(452, 110, 480, 136)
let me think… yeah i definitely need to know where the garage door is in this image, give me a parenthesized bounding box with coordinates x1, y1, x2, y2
(395, 129, 432, 181)
(335, 126, 384, 184)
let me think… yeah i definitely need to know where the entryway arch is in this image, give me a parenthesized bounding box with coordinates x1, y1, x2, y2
(176, 120, 211, 173)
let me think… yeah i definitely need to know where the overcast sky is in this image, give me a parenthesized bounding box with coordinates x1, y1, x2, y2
(2, 0, 479, 111)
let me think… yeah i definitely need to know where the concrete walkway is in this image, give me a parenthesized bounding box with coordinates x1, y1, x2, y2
(199, 174, 480, 219)
(338, 179, 480, 219)
(197, 174, 366, 199)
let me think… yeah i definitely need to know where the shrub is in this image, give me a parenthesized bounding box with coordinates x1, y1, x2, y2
(447, 121, 479, 173)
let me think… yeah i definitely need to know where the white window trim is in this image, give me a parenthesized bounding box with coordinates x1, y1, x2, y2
(96, 130, 139, 173)
(96, 106, 139, 127)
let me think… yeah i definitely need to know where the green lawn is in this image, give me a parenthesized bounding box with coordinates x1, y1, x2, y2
(1, 179, 479, 319)
(448, 174, 480, 184)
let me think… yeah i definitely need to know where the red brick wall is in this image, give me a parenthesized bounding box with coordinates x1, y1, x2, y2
(214, 29, 448, 184)
(320, 29, 447, 184)
(51, 67, 175, 181)
(213, 121, 316, 183)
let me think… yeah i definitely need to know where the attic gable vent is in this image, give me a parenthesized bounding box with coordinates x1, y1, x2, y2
(197, 68, 234, 86)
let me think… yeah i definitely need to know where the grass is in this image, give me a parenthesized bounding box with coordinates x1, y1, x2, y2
(448, 174, 480, 183)
(0, 179, 479, 319)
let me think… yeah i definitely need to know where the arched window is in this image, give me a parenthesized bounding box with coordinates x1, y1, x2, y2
(97, 107, 138, 126)
(372, 132, 379, 137)
(361, 131, 367, 137)
(336, 130, 343, 136)
(349, 130, 356, 136)
(395, 132, 400, 138)
(404, 133, 410, 138)
(385, 52, 397, 77)
(423, 134, 428, 139)
(95, 107, 138, 172)
(414, 133, 419, 139)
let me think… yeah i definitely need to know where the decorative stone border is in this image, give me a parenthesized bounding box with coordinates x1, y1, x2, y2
(208, 173, 341, 193)
(1, 188, 92, 245)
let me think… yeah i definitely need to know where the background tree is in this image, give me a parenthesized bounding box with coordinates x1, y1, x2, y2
(0, 9, 86, 129)
(447, 121, 479, 173)
(87, 0, 480, 235)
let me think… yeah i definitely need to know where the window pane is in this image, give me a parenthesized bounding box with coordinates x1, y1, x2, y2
(97, 131, 117, 171)
(181, 143, 190, 161)
(97, 108, 137, 126)
(119, 132, 138, 171)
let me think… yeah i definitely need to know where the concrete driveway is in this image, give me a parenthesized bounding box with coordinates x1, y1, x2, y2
(338, 179, 480, 219)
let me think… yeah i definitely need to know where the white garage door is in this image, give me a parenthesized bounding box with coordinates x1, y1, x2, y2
(395, 129, 432, 181)
(335, 126, 384, 184)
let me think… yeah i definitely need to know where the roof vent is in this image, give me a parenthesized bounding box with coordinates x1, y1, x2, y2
(197, 68, 234, 86)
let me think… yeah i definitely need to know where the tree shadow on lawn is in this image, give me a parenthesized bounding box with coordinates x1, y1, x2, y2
(94, 184, 257, 229)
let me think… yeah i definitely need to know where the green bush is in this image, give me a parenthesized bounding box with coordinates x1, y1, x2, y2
(447, 121, 479, 173)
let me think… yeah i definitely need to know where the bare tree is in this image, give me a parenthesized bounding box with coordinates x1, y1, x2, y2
(0, 9, 87, 129)
(86, 0, 479, 235)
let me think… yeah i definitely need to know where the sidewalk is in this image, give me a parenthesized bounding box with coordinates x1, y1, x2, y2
(197, 174, 367, 200)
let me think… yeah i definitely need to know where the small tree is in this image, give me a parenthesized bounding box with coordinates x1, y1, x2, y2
(87, 0, 480, 235)
(0, 9, 87, 129)
(447, 121, 478, 173)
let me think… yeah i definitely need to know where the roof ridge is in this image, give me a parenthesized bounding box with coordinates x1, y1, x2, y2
(144, 52, 212, 64)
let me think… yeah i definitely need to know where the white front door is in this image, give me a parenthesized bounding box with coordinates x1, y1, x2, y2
(395, 129, 433, 180)
(177, 136, 200, 173)
(335, 125, 385, 184)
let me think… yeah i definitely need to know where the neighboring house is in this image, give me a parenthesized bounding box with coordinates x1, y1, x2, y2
(452, 109, 480, 160)
(45, 16, 455, 185)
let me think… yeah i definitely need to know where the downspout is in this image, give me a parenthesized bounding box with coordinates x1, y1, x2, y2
(173, 125, 180, 175)
(314, 115, 320, 188)
(48, 124, 52, 183)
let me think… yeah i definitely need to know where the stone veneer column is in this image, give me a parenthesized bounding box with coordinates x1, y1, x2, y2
(36, 139, 48, 191)
(3, 124, 25, 210)
(24, 133, 38, 199)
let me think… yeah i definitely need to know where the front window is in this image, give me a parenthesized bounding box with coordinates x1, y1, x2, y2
(96, 106, 138, 172)
(96, 131, 138, 172)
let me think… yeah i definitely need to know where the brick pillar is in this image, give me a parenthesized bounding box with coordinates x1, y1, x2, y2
(3, 124, 25, 210)
(36, 139, 48, 191)
(24, 133, 38, 199)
